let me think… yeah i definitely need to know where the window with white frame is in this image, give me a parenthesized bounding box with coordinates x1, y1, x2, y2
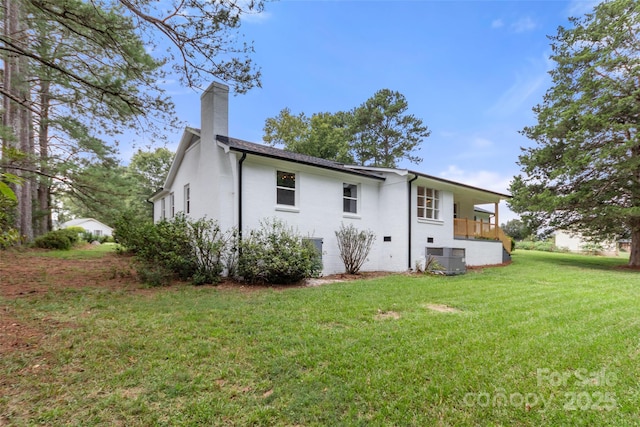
(184, 184, 191, 214)
(276, 171, 296, 206)
(343, 183, 358, 214)
(417, 186, 440, 220)
(160, 198, 166, 220)
(169, 193, 175, 218)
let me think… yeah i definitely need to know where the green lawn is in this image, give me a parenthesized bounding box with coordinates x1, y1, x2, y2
(2, 250, 640, 426)
(29, 242, 120, 259)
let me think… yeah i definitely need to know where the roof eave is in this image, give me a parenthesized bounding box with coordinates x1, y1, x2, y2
(222, 141, 386, 181)
(408, 170, 511, 200)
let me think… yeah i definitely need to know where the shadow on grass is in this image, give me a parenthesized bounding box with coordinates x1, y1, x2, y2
(519, 250, 635, 273)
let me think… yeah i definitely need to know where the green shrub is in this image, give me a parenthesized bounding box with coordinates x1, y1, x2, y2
(114, 212, 230, 286)
(34, 230, 75, 250)
(335, 223, 376, 274)
(238, 218, 322, 284)
(188, 217, 231, 285)
(62, 226, 85, 243)
(136, 263, 174, 287)
(514, 239, 559, 252)
(224, 229, 240, 278)
(113, 211, 147, 252)
(0, 194, 18, 249)
(0, 228, 19, 249)
(81, 230, 110, 244)
(114, 212, 193, 284)
(581, 242, 604, 255)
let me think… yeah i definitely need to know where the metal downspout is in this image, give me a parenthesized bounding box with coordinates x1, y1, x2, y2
(238, 152, 247, 244)
(408, 174, 418, 269)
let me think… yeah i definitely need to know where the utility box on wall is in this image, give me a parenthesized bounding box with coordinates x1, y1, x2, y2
(426, 247, 466, 275)
(304, 238, 324, 262)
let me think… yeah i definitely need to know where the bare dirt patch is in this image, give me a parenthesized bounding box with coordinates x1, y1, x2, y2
(374, 309, 401, 320)
(0, 249, 138, 299)
(0, 248, 140, 355)
(424, 303, 461, 313)
(0, 307, 44, 354)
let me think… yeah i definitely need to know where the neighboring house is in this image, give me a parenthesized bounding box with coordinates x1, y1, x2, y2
(150, 82, 511, 275)
(60, 218, 113, 237)
(554, 230, 618, 256)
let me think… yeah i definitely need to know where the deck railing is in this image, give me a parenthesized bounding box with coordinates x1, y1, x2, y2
(454, 218, 512, 254)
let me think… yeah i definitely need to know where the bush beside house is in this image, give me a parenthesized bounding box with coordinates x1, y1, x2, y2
(114, 215, 375, 286)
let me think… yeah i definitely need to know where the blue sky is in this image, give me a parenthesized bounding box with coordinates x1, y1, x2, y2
(144, 0, 599, 222)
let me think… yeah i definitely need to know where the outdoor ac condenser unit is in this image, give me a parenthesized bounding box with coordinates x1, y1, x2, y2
(425, 247, 466, 275)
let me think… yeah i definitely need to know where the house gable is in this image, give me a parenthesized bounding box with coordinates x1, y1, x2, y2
(60, 218, 113, 236)
(163, 128, 201, 192)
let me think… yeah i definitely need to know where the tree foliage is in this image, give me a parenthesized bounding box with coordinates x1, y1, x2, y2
(58, 147, 174, 226)
(509, 0, 640, 266)
(350, 89, 429, 167)
(11, 0, 262, 97)
(126, 147, 174, 219)
(263, 89, 429, 167)
(1, 0, 264, 241)
(263, 109, 354, 163)
(500, 219, 532, 241)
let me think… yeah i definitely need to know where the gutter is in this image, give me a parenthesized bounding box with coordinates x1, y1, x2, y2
(408, 174, 419, 269)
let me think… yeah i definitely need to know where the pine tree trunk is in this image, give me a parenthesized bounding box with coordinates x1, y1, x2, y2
(630, 221, 640, 267)
(3, 0, 34, 241)
(37, 80, 51, 235)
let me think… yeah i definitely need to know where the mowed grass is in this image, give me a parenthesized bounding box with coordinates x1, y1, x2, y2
(2, 250, 640, 426)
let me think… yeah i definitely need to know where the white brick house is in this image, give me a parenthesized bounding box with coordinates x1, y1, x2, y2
(150, 82, 511, 275)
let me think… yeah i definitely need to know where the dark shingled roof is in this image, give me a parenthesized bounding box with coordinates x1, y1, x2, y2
(215, 135, 385, 180)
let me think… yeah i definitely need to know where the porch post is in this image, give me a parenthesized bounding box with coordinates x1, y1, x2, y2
(494, 202, 499, 238)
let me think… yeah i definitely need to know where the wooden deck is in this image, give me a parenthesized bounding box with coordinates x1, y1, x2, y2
(454, 218, 511, 254)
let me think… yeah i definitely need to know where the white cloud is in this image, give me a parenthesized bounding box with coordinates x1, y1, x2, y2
(439, 165, 520, 223)
(511, 16, 536, 33)
(567, 0, 599, 17)
(487, 54, 552, 117)
(472, 137, 493, 149)
(240, 8, 271, 24)
(439, 130, 457, 138)
(439, 165, 512, 194)
(491, 19, 504, 29)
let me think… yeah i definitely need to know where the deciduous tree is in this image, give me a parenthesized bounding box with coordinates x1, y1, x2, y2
(264, 89, 429, 167)
(500, 219, 531, 241)
(263, 109, 354, 163)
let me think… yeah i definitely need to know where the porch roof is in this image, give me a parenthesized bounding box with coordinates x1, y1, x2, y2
(408, 170, 510, 203)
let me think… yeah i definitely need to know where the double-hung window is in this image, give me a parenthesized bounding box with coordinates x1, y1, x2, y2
(184, 184, 191, 214)
(417, 186, 440, 220)
(276, 171, 296, 206)
(343, 183, 358, 214)
(160, 198, 166, 220)
(169, 193, 175, 218)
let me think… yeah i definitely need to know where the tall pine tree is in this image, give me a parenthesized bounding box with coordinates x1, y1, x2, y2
(1, 0, 264, 240)
(509, 0, 640, 266)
